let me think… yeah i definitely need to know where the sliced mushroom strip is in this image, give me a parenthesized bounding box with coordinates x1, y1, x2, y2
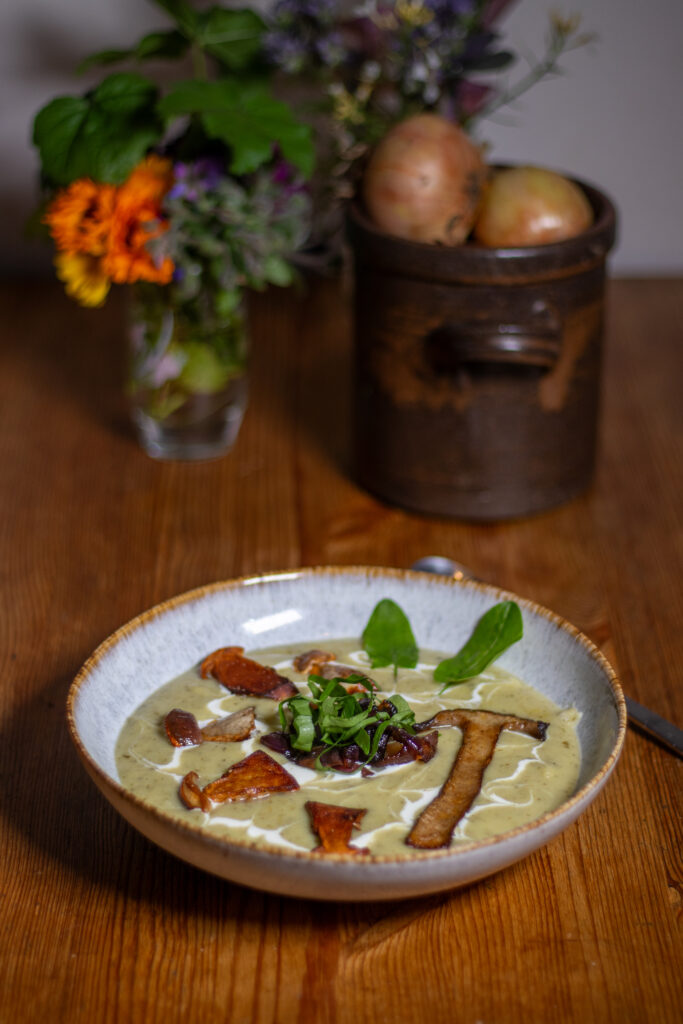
(165, 708, 202, 747)
(202, 750, 299, 805)
(201, 706, 255, 742)
(305, 801, 369, 854)
(179, 771, 211, 812)
(292, 649, 336, 675)
(200, 647, 298, 700)
(407, 709, 549, 850)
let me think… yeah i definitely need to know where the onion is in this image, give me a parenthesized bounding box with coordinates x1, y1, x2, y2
(473, 166, 593, 247)
(362, 114, 486, 245)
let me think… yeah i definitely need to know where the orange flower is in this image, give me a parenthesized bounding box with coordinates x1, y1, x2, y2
(119, 155, 174, 205)
(103, 198, 174, 285)
(44, 179, 116, 257)
(103, 155, 175, 285)
(45, 156, 175, 301)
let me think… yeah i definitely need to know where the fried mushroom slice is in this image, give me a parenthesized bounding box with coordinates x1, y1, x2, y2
(293, 649, 337, 675)
(317, 662, 376, 688)
(407, 709, 549, 850)
(200, 647, 297, 700)
(179, 771, 211, 812)
(201, 706, 256, 742)
(305, 801, 369, 854)
(203, 750, 299, 805)
(165, 708, 202, 747)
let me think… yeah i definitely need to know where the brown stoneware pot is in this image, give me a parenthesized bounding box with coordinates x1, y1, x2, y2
(348, 177, 617, 520)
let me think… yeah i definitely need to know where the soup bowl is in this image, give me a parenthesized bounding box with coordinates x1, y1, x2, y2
(66, 567, 626, 901)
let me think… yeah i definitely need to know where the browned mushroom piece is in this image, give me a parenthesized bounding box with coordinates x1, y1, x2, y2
(317, 662, 376, 687)
(179, 771, 211, 812)
(305, 801, 370, 854)
(407, 709, 549, 850)
(292, 649, 337, 675)
(201, 706, 256, 742)
(200, 647, 298, 700)
(165, 708, 202, 747)
(202, 750, 299, 805)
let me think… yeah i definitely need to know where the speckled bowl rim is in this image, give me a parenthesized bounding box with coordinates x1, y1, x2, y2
(66, 566, 627, 868)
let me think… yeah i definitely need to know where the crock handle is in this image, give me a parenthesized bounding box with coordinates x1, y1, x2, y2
(426, 323, 562, 371)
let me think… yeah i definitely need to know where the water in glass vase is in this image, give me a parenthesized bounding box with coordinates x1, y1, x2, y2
(129, 286, 248, 461)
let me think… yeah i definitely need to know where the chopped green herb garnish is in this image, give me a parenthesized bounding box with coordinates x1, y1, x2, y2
(361, 598, 419, 676)
(434, 601, 524, 689)
(277, 673, 416, 770)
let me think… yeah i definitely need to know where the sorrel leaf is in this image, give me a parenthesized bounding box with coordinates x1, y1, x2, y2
(362, 598, 419, 672)
(434, 601, 523, 687)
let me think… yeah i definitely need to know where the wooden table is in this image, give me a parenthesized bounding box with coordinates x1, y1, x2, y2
(1, 278, 681, 1023)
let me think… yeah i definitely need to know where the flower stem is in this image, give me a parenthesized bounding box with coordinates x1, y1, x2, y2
(191, 43, 208, 81)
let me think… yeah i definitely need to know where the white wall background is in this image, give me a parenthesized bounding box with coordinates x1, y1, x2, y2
(2, 0, 682, 276)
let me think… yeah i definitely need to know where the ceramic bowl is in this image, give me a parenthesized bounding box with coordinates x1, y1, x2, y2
(67, 567, 626, 901)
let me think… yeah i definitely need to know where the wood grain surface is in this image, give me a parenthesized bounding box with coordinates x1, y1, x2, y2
(0, 278, 681, 1023)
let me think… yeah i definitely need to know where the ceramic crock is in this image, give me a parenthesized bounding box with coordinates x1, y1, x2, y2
(348, 176, 617, 519)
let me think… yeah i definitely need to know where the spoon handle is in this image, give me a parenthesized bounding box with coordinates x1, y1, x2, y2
(410, 557, 683, 759)
(624, 697, 683, 758)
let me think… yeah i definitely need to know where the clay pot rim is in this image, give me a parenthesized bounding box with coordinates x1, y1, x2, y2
(348, 170, 617, 283)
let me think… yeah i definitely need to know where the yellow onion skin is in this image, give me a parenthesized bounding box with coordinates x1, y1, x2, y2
(474, 166, 593, 247)
(362, 114, 486, 245)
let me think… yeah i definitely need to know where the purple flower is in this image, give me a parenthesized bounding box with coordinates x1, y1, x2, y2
(193, 157, 224, 190)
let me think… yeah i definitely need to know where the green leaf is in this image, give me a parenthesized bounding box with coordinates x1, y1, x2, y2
(290, 712, 316, 752)
(361, 598, 419, 672)
(262, 254, 293, 287)
(158, 78, 315, 177)
(92, 72, 158, 116)
(32, 73, 162, 185)
(434, 601, 524, 687)
(148, 0, 199, 38)
(178, 342, 234, 393)
(196, 8, 265, 70)
(78, 30, 189, 72)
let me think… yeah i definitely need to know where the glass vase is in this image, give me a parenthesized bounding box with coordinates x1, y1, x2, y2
(128, 285, 248, 461)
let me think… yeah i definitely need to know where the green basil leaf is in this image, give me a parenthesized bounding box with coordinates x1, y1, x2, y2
(387, 694, 414, 723)
(32, 73, 162, 185)
(196, 8, 265, 70)
(434, 601, 524, 687)
(361, 598, 419, 672)
(355, 729, 371, 755)
(368, 719, 392, 760)
(158, 78, 315, 177)
(290, 714, 316, 752)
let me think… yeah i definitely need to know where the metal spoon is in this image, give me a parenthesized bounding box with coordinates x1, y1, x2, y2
(410, 556, 683, 758)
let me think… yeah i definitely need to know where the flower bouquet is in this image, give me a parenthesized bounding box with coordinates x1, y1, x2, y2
(33, 1, 314, 459)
